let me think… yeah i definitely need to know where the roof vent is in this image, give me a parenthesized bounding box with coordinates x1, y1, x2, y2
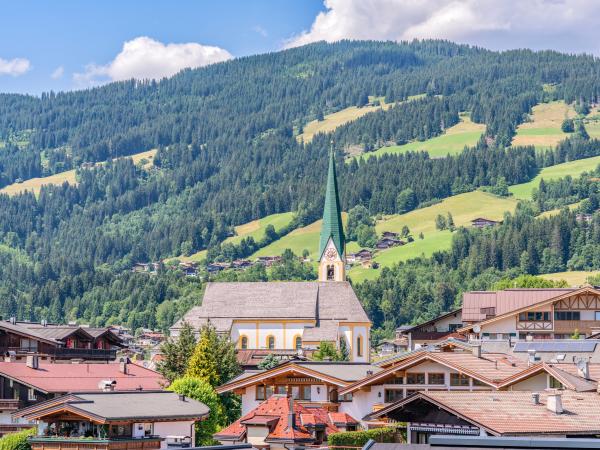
(366, 370, 373, 376)
(179, 394, 186, 401)
(9, 317, 16, 325)
(471, 344, 482, 358)
(41, 319, 48, 327)
(26, 354, 39, 370)
(547, 392, 563, 414)
(532, 392, 540, 405)
(576, 358, 590, 379)
(98, 379, 117, 392)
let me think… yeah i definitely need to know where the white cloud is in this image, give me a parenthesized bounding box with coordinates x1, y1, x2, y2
(0, 57, 31, 76)
(51, 66, 64, 79)
(74, 36, 233, 87)
(253, 25, 269, 38)
(286, 0, 600, 55)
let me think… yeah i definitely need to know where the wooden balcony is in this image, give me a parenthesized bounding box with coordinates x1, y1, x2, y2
(0, 399, 22, 410)
(29, 437, 162, 450)
(553, 320, 600, 334)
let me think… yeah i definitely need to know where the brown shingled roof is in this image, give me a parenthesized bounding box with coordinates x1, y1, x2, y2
(373, 391, 600, 436)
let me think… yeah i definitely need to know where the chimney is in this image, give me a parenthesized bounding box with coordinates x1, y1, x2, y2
(547, 393, 563, 414)
(472, 344, 482, 358)
(366, 370, 373, 376)
(41, 319, 48, 327)
(98, 380, 116, 392)
(178, 394, 186, 401)
(4, 351, 15, 363)
(577, 359, 590, 379)
(120, 360, 128, 374)
(9, 317, 16, 325)
(26, 354, 39, 369)
(527, 349, 537, 367)
(531, 392, 540, 405)
(288, 395, 296, 430)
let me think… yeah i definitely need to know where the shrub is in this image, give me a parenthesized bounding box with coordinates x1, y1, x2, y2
(0, 428, 36, 450)
(328, 427, 397, 449)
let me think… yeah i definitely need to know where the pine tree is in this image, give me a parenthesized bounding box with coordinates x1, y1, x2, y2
(158, 322, 196, 382)
(186, 324, 220, 386)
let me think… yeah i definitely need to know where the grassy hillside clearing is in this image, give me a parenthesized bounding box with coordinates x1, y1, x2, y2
(584, 104, 600, 139)
(539, 271, 599, 287)
(0, 149, 157, 197)
(347, 191, 519, 282)
(512, 101, 576, 149)
(297, 98, 393, 144)
(252, 213, 349, 261)
(361, 112, 485, 160)
(176, 211, 296, 263)
(508, 155, 600, 200)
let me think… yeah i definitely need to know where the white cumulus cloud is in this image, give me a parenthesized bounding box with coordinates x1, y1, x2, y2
(286, 0, 600, 55)
(0, 57, 31, 76)
(74, 36, 233, 87)
(51, 66, 64, 79)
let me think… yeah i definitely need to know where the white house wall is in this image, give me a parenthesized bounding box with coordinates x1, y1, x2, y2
(241, 385, 261, 415)
(231, 322, 313, 349)
(153, 421, 195, 449)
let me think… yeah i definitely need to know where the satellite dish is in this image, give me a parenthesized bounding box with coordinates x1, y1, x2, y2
(473, 325, 481, 333)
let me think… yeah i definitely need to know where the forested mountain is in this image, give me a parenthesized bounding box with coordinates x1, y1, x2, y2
(1, 40, 600, 334)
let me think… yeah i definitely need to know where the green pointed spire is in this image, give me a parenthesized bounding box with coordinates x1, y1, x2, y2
(318, 144, 345, 261)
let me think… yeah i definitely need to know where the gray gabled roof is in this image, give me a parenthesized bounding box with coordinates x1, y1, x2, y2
(19, 391, 209, 421)
(172, 281, 370, 332)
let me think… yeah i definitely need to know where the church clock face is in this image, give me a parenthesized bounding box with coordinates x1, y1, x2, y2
(325, 248, 338, 261)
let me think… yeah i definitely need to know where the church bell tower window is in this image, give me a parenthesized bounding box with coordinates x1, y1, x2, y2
(327, 265, 335, 281)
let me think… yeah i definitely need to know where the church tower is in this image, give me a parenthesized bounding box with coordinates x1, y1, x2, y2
(318, 146, 346, 282)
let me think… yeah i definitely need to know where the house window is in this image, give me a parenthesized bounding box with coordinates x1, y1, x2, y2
(448, 324, 462, 332)
(406, 373, 425, 384)
(266, 335, 275, 350)
(301, 386, 311, 400)
(339, 393, 353, 402)
(275, 386, 287, 395)
(28, 388, 36, 401)
(356, 336, 363, 357)
(519, 312, 550, 322)
(384, 389, 403, 403)
(472, 378, 487, 387)
(595, 311, 600, 321)
(294, 336, 302, 350)
(549, 376, 564, 389)
(240, 336, 248, 350)
(256, 385, 274, 400)
(327, 265, 335, 281)
(428, 373, 445, 385)
(450, 373, 470, 387)
(405, 390, 419, 398)
(554, 311, 581, 321)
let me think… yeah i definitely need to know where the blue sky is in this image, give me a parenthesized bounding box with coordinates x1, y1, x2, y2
(0, 1, 324, 94)
(2, 0, 600, 95)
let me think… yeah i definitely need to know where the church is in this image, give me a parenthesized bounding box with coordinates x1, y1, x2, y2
(171, 150, 372, 362)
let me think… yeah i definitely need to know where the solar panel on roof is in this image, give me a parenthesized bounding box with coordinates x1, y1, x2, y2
(513, 340, 597, 353)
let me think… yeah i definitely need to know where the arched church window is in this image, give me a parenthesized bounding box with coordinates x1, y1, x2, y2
(240, 336, 248, 350)
(294, 335, 302, 350)
(327, 265, 335, 281)
(267, 335, 275, 350)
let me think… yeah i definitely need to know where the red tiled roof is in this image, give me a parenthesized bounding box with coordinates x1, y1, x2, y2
(215, 395, 357, 443)
(462, 289, 575, 322)
(416, 391, 600, 436)
(0, 362, 166, 393)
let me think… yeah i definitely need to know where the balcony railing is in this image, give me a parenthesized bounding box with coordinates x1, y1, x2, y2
(29, 436, 162, 450)
(553, 320, 600, 334)
(0, 399, 22, 410)
(0, 347, 117, 360)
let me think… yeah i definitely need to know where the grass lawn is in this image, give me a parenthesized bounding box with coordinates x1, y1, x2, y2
(539, 271, 600, 287)
(508, 155, 600, 200)
(298, 101, 392, 144)
(0, 149, 158, 197)
(252, 213, 348, 260)
(512, 101, 576, 149)
(347, 191, 519, 283)
(584, 105, 600, 139)
(360, 112, 485, 160)
(175, 212, 295, 263)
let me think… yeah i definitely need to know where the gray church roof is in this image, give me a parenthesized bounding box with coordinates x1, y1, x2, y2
(172, 281, 370, 332)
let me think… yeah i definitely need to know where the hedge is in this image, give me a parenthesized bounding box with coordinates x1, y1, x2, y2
(328, 427, 397, 449)
(0, 428, 35, 450)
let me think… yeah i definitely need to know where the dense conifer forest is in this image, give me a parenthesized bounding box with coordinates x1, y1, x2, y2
(2, 40, 600, 335)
